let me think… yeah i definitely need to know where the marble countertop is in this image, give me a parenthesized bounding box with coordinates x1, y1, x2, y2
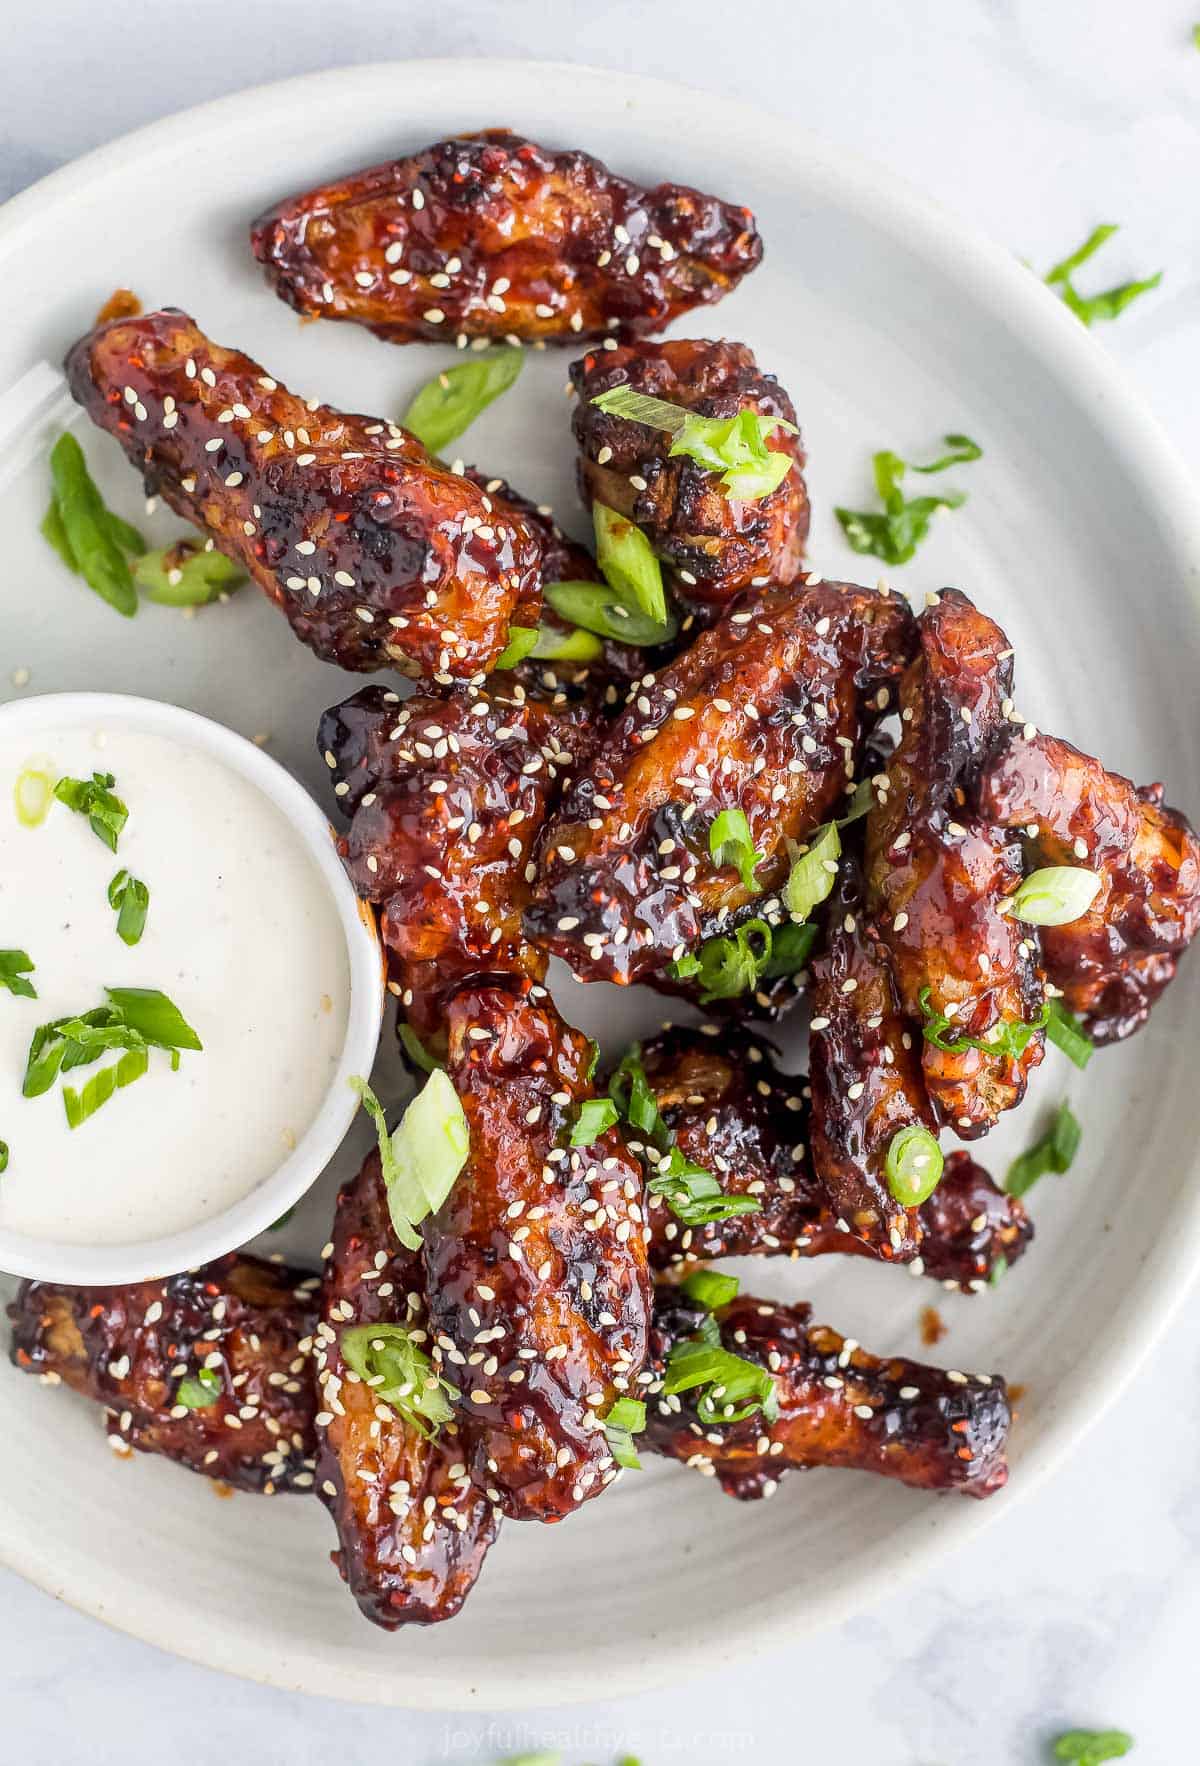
(3, 3, 1199, 1761)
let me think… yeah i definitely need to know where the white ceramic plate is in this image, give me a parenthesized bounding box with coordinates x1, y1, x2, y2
(2, 59, 1199, 1710)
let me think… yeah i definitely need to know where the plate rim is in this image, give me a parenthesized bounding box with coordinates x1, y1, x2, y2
(2, 53, 1200, 1709)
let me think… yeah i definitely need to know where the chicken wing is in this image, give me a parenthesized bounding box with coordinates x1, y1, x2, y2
(645, 1285, 1010, 1499)
(865, 589, 1044, 1135)
(977, 728, 1200, 1043)
(251, 129, 762, 346)
(426, 979, 652, 1521)
(314, 1150, 499, 1628)
(65, 308, 543, 680)
(8, 1256, 317, 1493)
(527, 579, 917, 986)
(570, 339, 808, 611)
(640, 1027, 1030, 1289)
(318, 681, 582, 1043)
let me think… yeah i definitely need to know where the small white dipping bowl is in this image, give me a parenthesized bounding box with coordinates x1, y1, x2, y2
(0, 692, 384, 1286)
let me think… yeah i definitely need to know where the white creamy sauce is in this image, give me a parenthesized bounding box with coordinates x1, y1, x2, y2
(0, 723, 350, 1245)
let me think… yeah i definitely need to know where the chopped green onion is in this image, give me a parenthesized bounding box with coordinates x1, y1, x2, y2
(835, 434, 981, 566)
(401, 349, 523, 454)
(0, 950, 37, 1000)
(528, 621, 605, 664)
(1052, 1729, 1133, 1765)
(63, 1045, 149, 1128)
(48, 433, 138, 617)
(350, 1071, 470, 1251)
(1045, 997, 1094, 1070)
(398, 1022, 443, 1074)
(340, 1322, 457, 1439)
(0, 1142, 8, 1174)
(40, 499, 77, 569)
(589, 386, 797, 501)
(988, 1254, 1008, 1288)
(838, 778, 875, 826)
(492, 624, 540, 669)
(662, 1336, 779, 1426)
(570, 1097, 619, 1146)
(884, 1125, 944, 1207)
(267, 1205, 297, 1231)
(608, 1044, 664, 1139)
(107, 870, 150, 946)
(668, 916, 817, 1004)
(681, 1269, 739, 1311)
(784, 820, 841, 920)
(14, 764, 55, 829)
(53, 771, 128, 852)
(23, 990, 199, 1103)
(1006, 1100, 1082, 1199)
(1043, 224, 1162, 327)
(593, 503, 668, 626)
(646, 1144, 760, 1226)
(543, 579, 677, 646)
(603, 1395, 646, 1470)
(104, 987, 202, 1052)
(133, 539, 246, 607)
(176, 1367, 222, 1410)
(1001, 865, 1102, 926)
(918, 987, 1045, 1062)
(42, 478, 145, 574)
(708, 807, 763, 893)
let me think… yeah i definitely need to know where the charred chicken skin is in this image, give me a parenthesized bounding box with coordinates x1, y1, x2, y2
(527, 579, 917, 986)
(646, 1286, 1010, 1500)
(640, 1027, 1030, 1290)
(8, 1256, 318, 1493)
(318, 681, 584, 1043)
(251, 130, 762, 347)
(865, 589, 1045, 1136)
(426, 980, 652, 1521)
(314, 1151, 500, 1628)
(977, 728, 1200, 1043)
(64, 308, 543, 680)
(570, 339, 809, 611)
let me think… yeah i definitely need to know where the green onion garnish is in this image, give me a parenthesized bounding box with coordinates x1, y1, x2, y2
(104, 987, 202, 1052)
(107, 870, 150, 946)
(14, 764, 55, 829)
(784, 820, 841, 921)
(1043, 224, 1162, 328)
(542, 579, 678, 647)
(133, 539, 246, 607)
(492, 624, 540, 670)
(340, 1321, 457, 1439)
(590, 386, 797, 501)
(529, 622, 605, 664)
(607, 1043, 759, 1227)
(669, 916, 816, 1003)
(603, 1396, 646, 1470)
(63, 1046, 149, 1129)
(1006, 1100, 1082, 1199)
(0, 1142, 8, 1174)
(350, 1070, 470, 1251)
(708, 807, 763, 893)
(53, 771, 128, 853)
(884, 1125, 944, 1207)
(22, 989, 200, 1105)
(47, 433, 139, 618)
(175, 1367, 222, 1410)
(42, 480, 145, 577)
(398, 1022, 444, 1074)
(835, 434, 981, 566)
(569, 1097, 619, 1146)
(918, 987, 1045, 1062)
(1044, 998, 1094, 1070)
(1000, 865, 1102, 926)
(401, 350, 524, 455)
(593, 503, 668, 626)
(0, 950, 37, 1000)
(1052, 1728, 1133, 1764)
(681, 1269, 739, 1310)
(662, 1336, 780, 1426)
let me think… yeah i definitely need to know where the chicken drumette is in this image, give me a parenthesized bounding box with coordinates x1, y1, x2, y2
(251, 130, 762, 347)
(65, 308, 543, 680)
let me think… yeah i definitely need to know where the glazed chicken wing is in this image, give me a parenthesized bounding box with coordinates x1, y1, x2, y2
(65, 308, 543, 680)
(251, 129, 762, 347)
(318, 681, 583, 1043)
(640, 1027, 1030, 1290)
(425, 980, 652, 1521)
(977, 728, 1200, 1043)
(570, 339, 808, 611)
(865, 589, 1044, 1135)
(527, 579, 917, 986)
(8, 1256, 318, 1493)
(646, 1286, 1010, 1499)
(314, 1151, 499, 1628)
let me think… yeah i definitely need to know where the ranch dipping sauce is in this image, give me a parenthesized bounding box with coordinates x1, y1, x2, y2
(0, 717, 351, 1245)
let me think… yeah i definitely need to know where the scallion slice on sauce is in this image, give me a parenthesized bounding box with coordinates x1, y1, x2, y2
(107, 870, 150, 946)
(350, 1070, 470, 1251)
(884, 1125, 944, 1207)
(1000, 864, 1102, 926)
(340, 1321, 457, 1439)
(589, 385, 796, 501)
(707, 807, 763, 893)
(0, 950, 37, 1000)
(602, 1396, 647, 1470)
(53, 771, 128, 852)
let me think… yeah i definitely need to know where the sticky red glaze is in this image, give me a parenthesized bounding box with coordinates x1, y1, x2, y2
(570, 339, 809, 611)
(646, 1287, 1010, 1499)
(251, 129, 762, 346)
(318, 682, 587, 1043)
(865, 589, 1044, 1135)
(314, 1152, 499, 1628)
(7, 1257, 317, 1493)
(427, 980, 652, 1521)
(527, 579, 917, 985)
(639, 1027, 1030, 1289)
(977, 727, 1200, 1043)
(64, 308, 543, 679)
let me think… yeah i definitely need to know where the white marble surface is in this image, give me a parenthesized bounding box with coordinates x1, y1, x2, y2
(3, 3, 1199, 1761)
